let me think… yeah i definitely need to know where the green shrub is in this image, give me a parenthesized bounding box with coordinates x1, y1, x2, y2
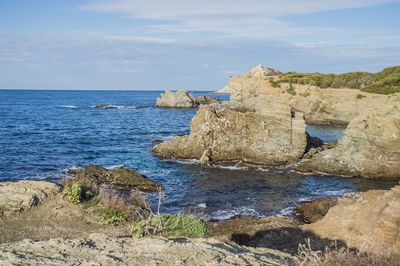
(96, 206, 127, 225)
(63, 183, 82, 204)
(286, 83, 296, 95)
(356, 94, 366, 100)
(269, 79, 280, 88)
(131, 214, 208, 239)
(278, 66, 400, 94)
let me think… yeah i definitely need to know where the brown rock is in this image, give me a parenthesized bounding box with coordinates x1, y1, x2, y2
(66, 165, 162, 192)
(303, 185, 400, 255)
(156, 90, 196, 108)
(194, 95, 219, 105)
(295, 197, 338, 224)
(153, 96, 307, 166)
(0, 181, 60, 217)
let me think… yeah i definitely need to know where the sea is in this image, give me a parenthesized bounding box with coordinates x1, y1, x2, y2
(0, 90, 397, 220)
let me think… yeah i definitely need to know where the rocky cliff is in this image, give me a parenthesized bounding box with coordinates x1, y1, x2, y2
(297, 93, 400, 178)
(153, 94, 307, 166)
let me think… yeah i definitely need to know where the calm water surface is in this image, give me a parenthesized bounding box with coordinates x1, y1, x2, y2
(0, 90, 397, 219)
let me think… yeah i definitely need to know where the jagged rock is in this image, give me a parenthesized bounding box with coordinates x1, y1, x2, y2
(156, 90, 196, 108)
(0, 181, 60, 217)
(297, 94, 400, 178)
(0, 233, 293, 265)
(153, 95, 307, 166)
(94, 104, 120, 109)
(66, 165, 162, 192)
(295, 198, 338, 224)
(194, 95, 219, 105)
(303, 186, 400, 255)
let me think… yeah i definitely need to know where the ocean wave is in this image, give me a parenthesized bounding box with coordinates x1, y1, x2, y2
(92, 104, 146, 109)
(279, 206, 296, 216)
(59, 105, 79, 109)
(210, 207, 260, 220)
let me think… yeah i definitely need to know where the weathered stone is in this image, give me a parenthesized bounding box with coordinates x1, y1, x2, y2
(156, 90, 196, 108)
(295, 197, 338, 224)
(0, 233, 293, 265)
(303, 185, 400, 255)
(66, 165, 162, 192)
(194, 95, 219, 105)
(153, 95, 307, 166)
(297, 94, 400, 178)
(0, 181, 60, 217)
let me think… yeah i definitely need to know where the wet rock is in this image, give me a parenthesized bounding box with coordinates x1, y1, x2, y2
(0, 181, 60, 217)
(0, 233, 293, 265)
(94, 104, 120, 109)
(156, 90, 196, 108)
(297, 94, 400, 178)
(152, 139, 164, 145)
(303, 185, 400, 255)
(66, 165, 162, 192)
(194, 96, 219, 105)
(153, 96, 307, 166)
(295, 197, 338, 224)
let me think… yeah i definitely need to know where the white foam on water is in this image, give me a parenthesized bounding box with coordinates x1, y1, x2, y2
(197, 203, 207, 208)
(212, 164, 248, 171)
(279, 206, 296, 216)
(105, 164, 124, 169)
(319, 189, 351, 197)
(60, 105, 79, 109)
(210, 207, 260, 220)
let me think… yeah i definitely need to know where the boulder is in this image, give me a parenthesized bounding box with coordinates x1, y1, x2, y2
(0, 181, 60, 217)
(194, 96, 219, 105)
(295, 198, 338, 224)
(153, 95, 307, 166)
(297, 93, 400, 178)
(66, 165, 162, 192)
(156, 90, 196, 108)
(303, 186, 400, 255)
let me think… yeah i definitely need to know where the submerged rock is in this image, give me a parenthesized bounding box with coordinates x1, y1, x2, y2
(153, 95, 307, 166)
(297, 94, 400, 178)
(303, 186, 400, 255)
(0, 181, 60, 217)
(156, 90, 196, 108)
(94, 104, 120, 109)
(66, 165, 162, 192)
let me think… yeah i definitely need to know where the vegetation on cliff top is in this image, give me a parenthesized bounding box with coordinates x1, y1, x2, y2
(279, 66, 400, 94)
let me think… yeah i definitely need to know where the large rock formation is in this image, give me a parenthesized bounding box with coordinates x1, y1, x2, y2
(303, 185, 400, 255)
(156, 90, 196, 108)
(153, 95, 307, 166)
(297, 94, 400, 178)
(0, 181, 60, 217)
(194, 95, 219, 105)
(0, 233, 293, 265)
(217, 66, 392, 125)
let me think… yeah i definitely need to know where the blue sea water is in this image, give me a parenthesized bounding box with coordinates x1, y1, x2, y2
(0, 90, 397, 219)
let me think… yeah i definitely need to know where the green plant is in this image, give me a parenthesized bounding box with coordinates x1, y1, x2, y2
(269, 78, 280, 88)
(356, 94, 366, 100)
(131, 214, 208, 239)
(63, 183, 82, 204)
(96, 206, 127, 225)
(287, 83, 296, 95)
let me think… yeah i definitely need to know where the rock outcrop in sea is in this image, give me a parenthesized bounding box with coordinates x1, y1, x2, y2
(156, 90, 196, 108)
(297, 94, 400, 178)
(303, 185, 400, 255)
(153, 94, 307, 166)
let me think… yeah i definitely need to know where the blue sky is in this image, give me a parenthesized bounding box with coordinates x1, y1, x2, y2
(1, 0, 399, 90)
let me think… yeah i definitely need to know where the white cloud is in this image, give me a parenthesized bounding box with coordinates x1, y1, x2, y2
(82, 0, 399, 38)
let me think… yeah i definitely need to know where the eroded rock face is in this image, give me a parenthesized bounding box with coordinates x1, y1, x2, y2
(156, 90, 196, 108)
(194, 96, 219, 105)
(0, 181, 60, 217)
(303, 186, 400, 255)
(66, 165, 162, 192)
(295, 198, 338, 224)
(0, 233, 293, 265)
(153, 95, 307, 166)
(297, 94, 400, 178)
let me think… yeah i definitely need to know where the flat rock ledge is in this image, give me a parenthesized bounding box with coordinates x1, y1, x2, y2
(0, 233, 293, 265)
(0, 181, 60, 217)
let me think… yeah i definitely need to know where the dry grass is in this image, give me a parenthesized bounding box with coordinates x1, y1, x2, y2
(296, 239, 400, 266)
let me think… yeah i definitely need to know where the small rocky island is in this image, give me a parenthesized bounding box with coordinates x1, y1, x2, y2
(1, 65, 400, 265)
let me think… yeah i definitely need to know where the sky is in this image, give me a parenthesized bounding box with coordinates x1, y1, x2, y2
(0, 0, 399, 90)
